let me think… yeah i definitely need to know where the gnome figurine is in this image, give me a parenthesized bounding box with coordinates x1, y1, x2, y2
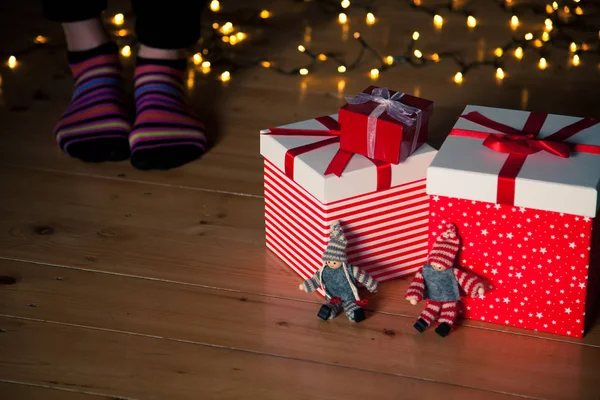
(299, 221, 379, 323)
(406, 223, 485, 337)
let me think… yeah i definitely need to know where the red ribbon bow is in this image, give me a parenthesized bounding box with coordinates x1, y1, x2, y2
(451, 111, 600, 205)
(266, 115, 392, 191)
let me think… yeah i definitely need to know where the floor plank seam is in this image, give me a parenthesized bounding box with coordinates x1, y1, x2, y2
(2, 256, 597, 348)
(0, 379, 138, 400)
(0, 314, 544, 400)
(3, 164, 264, 199)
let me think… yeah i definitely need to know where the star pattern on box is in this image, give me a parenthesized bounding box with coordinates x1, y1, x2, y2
(429, 196, 593, 337)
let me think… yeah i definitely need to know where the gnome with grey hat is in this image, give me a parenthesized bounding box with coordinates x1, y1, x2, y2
(299, 220, 379, 322)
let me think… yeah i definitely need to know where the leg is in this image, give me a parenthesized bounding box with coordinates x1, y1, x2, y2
(317, 302, 342, 320)
(435, 301, 459, 337)
(414, 300, 441, 332)
(43, 0, 131, 162)
(342, 300, 366, 323)
(128, 0, 209, 170)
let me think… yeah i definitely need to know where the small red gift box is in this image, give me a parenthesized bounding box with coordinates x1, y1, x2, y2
(338, 86, 433, 165)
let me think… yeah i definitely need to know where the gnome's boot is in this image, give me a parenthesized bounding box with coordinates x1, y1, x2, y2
(350, 308, 366, 323)
(317, 304, 341, 320)
(414, 318, 429, 333)
(435, 322, 452, 337)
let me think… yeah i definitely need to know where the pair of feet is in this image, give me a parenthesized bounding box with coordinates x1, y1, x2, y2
(55, 42, 206, 170)
(414, 318, 452, 337)
(317, 304, 366, 323)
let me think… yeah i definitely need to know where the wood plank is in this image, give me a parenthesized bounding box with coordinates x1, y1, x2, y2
(0, 381, 112, 400)
(2, 260, 600, 399)
(0, 317, 518, 400)
(0, 165, 599, 344)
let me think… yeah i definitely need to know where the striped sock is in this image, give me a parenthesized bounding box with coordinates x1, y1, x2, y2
(55, 42, 131, 162)
(130, 58, 207, 170)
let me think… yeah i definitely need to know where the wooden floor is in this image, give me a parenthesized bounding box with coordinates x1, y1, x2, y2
(1, 0, 600, 399)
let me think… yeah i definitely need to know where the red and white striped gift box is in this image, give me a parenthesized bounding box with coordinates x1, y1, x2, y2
(260, 113, 438, 287)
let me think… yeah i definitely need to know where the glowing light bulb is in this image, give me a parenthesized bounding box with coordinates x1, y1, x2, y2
(186, 69, 195, 90)
(574, 0, 580, 2)
(538, 57, 548, 70)
(260, 10, 271, 19)
(496, 68, 505, 80)
(370, 68, 379, 79)
(510, 15, 519, 30)
(570, 42, 577, 52)
(454, 72, 463, 84)
(338, 13, 348, 24)
(412, 31, 419, 41)
(575, 7, 583, 15)
(116, 29, 128, 37)
(542, 32, 550, 42)
(338, 65, 347, 73)
(192, 53, 203, 65)
(572, 54, 580, 66)
(433, 14, 443, 29)
(506, 0, 512, 4)
(533, 39, 543, 48)
(353, 32, 361, 39)
(545, 19, 553, 30)
(113, 13, 124, 26)
(261, 61, 271, 68)
(431, 53, 440, 62)
(341, 0, 351, 8)
(494, 48, 504, 57)
(546, 4, 554, 14)
(564, 6, 570, 13)
(222, 36, 230, 43)
(298, 45, 306, 52)
(467, 16, 477, 28)
(221, 22, 233, 34)
(414, 49, 423, 58)
(220, 71, 230, 82)
(318, 53, 327, 61)
(524, 32, 533, 40)
(229, 35, 238, 45)
(212, 23, 219, 29)
(366, 12, 376, 25)
(7, 56, 17, 69)
(299, 68, 309, 76)
(210, 0, 220, 12)
(120, 45, 131, 57)
(552, 2, 558, 10)
(201, 61, 211, 74)
(34, 35, 47, 44)
(414, 0, 421, 5)
(385, 55, 394, 65)
(514, 47, 523, 60)
(582, 43, 590, 51)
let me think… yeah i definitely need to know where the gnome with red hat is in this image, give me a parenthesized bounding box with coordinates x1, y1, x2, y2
(406, 223, 486, 337)
(299, 220, 379, 323)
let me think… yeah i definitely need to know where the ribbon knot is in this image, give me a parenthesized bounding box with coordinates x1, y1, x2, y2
(345, 87, 423, 159)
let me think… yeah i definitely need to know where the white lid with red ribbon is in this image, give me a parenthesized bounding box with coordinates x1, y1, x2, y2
(427, 105, 600, 217)
(260, 113, 437, 204)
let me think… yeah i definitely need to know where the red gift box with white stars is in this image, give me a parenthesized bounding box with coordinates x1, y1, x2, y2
(426, 105, 600, 338)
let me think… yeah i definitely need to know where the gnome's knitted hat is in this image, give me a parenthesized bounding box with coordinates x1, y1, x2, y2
(322, 221, 348, 263)
(429, 223, 460, 270)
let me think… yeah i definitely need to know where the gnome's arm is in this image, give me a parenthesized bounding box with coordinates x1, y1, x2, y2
(453, 269, 485, 298)
(351, 266, 379, 293)
(405, 269, 425, 303)
(299, 271, 322, 293)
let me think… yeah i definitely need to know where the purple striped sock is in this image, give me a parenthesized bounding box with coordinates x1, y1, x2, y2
(55, 42, 131, 162)
(129, 58, 207, 170)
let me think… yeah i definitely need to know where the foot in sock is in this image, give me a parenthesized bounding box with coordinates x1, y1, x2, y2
(54, 42, 131, 162)
(129, 58, 207, 170)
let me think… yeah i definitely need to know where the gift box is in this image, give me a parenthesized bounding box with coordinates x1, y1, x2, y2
(260, 114, 437, 288)
(338, 86, 433, 165)
(426, 105, 600, 338)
